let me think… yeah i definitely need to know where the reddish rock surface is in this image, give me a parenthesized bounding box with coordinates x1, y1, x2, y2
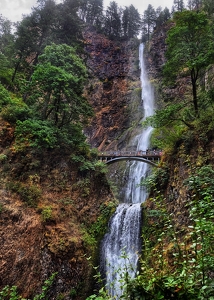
(83, 28, 142, 151)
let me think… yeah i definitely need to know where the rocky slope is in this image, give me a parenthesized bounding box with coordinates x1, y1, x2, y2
(0, 120, 114, 299)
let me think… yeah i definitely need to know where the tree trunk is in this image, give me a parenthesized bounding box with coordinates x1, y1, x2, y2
(12, 54, 22, 83)
(191, 68, 199, 117)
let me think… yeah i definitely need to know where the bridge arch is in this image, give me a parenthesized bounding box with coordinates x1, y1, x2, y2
(106, 157, 158, 167)
(100, 156, 160, 167)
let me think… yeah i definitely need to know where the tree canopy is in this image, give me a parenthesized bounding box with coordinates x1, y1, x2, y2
(25, 43, 93, 128)
(164, 10, 214, 116)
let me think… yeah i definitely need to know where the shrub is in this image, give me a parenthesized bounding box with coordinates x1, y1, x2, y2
(1, 104, 31, 124)
(7, 181, 41, 207)
(14, 119, 57, 149)
(0, 83, 11, 107)
(41, 206, 53, 222)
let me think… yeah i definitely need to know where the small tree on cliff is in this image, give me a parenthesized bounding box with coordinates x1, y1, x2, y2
(142, 4, 156, 41)
(24, 43, 93, 128)
(173, 0, 185, 11)
(164, 10, 214, 117)
(122, 5, 141, 39)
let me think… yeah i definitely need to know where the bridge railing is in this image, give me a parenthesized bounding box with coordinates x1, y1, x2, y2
(98, 150, 162, 157)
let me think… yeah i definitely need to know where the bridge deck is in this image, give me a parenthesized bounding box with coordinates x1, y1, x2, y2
(98, 150, 162, 159)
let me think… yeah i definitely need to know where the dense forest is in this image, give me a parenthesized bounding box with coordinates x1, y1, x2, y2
(0, 0, 214, 299)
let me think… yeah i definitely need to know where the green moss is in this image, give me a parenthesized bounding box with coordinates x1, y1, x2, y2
(6, 181, 42, 207)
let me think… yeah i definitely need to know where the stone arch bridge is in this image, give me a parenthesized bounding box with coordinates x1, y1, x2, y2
(98, 150, 162, 167)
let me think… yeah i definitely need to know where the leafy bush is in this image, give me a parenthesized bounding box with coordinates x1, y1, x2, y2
(0, 83, 11, 107)
(41, 206, 53, 222)
(1, 104, 31, 123)
(7, 181, 41, 207)
(14, 119, 57, 149)
(0, 272, 57, 300)
(124, 165, 214, 300)
(89, 201, 117, 239)
(0, 154, 7, 162)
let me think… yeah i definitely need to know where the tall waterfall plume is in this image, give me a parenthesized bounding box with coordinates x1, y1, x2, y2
(101, 43, 155, 298)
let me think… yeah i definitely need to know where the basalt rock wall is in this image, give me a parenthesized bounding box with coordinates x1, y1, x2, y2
(83, 28, 143, 152)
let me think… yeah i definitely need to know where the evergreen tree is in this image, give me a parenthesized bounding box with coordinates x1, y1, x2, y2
(0, 15, 14, 59)
(122, 5, 141, 39)
(155, 7, 171, 28)
(142, 4, 156, 41)
(104, 1, 121, 39)
(79, 0, 103, 27)
(0, 15, 14, 86)
(203, 0, 214, 15)
(12, 0, 57, 82)
(12, 0, 84, 83)
(173, 0, 185, 11)
(187, 0, 202, 10)
(53, 0, 83, 46)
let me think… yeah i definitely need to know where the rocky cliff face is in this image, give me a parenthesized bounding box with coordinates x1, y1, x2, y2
(83, 27, 143, 151)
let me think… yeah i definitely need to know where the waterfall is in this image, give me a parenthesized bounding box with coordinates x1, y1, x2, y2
(101, 43, 155, 298)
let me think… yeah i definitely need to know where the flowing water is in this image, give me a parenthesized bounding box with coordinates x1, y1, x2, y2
(101, 43, 155, 298)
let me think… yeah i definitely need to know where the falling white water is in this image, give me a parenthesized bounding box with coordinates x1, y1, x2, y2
(101, 43, 155, 299)
(125, 43, 155, 204)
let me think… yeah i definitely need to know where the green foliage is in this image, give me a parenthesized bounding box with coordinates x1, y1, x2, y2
(12, 43, 93, 152)
(56, 123, 88, 150)
(33, 273, 58, 300)
(0, 154, 7, 162)
(124, 165, 214, 299)
(0, 83, 11, 106)
(69, 288, 77, 297)
(164, 10, 214, 115)
(14, 120, 57, 150)
(81, 201, 116, 257)
(86, 290, 108, 300)
(94, 160, 108, 175)
(41, 206, 53, 222)
(89, 201, 117, 239)
(0, 286, 22, 300)
(143, 104, 187, 150)
(143, 103, 184, 128)
(142, 167, 169, 193)
(24, 43, 92, 128)
(0, 273, 57, 300)
(7, 181, 41, 207)
(0, 203, 3, 213)
(1, 104, 31, 124)
(81, 226, 97, 249)
(71, 154, 107, 174)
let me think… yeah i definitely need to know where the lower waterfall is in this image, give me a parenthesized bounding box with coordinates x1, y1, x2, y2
(101, 43, 155, 298)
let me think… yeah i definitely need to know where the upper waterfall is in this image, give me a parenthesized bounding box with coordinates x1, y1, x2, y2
(124, 43, 155, 204)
